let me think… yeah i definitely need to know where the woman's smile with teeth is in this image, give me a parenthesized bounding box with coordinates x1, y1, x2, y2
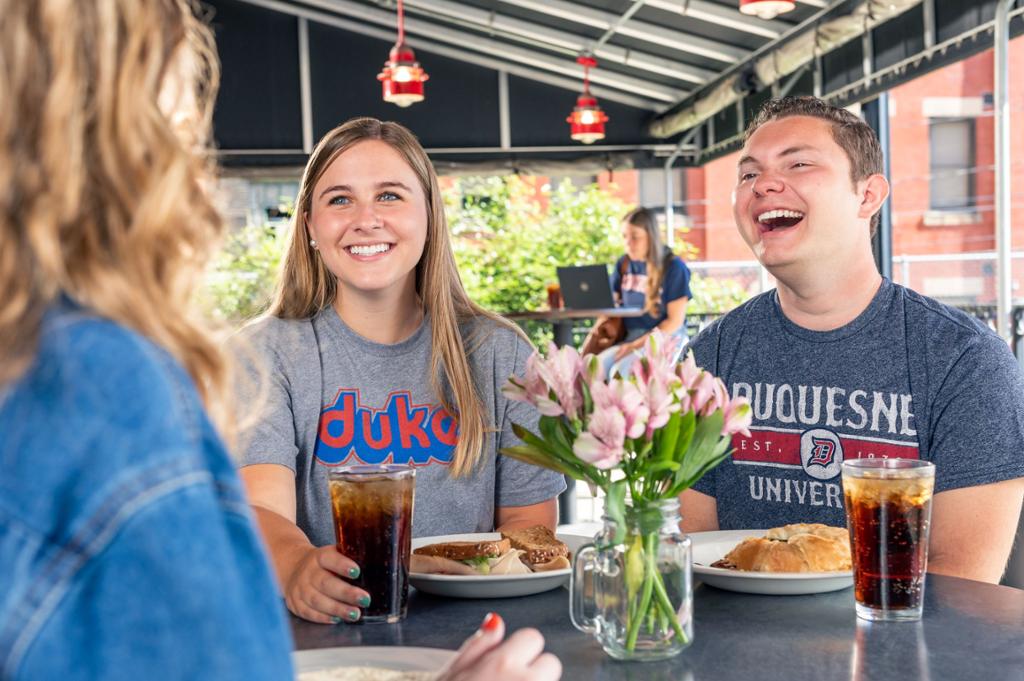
(347, 243, 392, 256)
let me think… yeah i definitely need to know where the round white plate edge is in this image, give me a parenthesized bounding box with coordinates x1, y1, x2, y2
(293, 646, 456, 674)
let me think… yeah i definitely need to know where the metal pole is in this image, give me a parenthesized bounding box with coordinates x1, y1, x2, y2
(298, 17, 314, 154)
(865, 94, 893, 280)
(995, 0, 1013, 340)
(663, 127, 701, 249)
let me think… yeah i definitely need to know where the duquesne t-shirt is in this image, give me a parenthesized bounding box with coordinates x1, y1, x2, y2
(687, 278, 1024, 529)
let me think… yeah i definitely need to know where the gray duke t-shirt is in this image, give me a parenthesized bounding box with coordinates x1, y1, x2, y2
(688, 278, 1024, 530)
(236, 309, 565, 547)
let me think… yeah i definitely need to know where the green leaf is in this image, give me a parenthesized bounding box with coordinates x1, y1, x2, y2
(655, 412, 682, 462)
(673, 411, 697, 462)
(499, 445, 577, 477)
(647, 460, 681, 474)
(604, 480, 628, 545)
(668, 411, 729, 494)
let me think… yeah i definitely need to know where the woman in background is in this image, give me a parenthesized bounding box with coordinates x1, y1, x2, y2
(600, 207, 692, 377)
(0, 2, 557, 679)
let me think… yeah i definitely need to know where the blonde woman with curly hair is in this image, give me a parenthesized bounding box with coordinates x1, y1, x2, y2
(236, 117, 566, 624)
(0, 0, 296, 677)
(0, 3, 563, 679)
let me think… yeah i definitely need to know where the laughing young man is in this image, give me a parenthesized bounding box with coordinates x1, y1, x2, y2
(682, 96, 1024, 584)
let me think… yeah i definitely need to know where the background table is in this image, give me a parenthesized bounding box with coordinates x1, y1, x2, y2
(504, 307, 644, 348)
(292, 573, 1024, 681)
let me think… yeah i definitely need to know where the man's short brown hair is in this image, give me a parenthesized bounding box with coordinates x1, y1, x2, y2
(745, 96, 885, 234)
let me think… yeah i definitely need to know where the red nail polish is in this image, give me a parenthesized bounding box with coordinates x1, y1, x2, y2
(481, 612, 502, 632)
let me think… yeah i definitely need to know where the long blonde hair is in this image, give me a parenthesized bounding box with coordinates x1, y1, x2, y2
(624, 207, 669, 317)
(269, 118, 521, 476)
(0, 1, 232, 435)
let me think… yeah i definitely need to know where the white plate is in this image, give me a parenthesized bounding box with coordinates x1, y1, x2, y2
(409, 532, 589, 599)
(691, 529, 853, 595)
(294, 646, 455, 678)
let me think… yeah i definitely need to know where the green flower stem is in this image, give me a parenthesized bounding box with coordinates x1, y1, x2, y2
(651, 565, 689, 645)
(625, 532, 660, 651)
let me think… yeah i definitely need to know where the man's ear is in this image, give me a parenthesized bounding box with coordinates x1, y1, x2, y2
(858, 174, 890, 221)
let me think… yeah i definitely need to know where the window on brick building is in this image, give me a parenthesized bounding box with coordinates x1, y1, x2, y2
(928, 117, 976, 211)
(638, 167, 687, 216)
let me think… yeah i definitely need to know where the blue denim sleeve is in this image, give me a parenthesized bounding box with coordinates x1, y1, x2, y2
(11, 465, 294, 681)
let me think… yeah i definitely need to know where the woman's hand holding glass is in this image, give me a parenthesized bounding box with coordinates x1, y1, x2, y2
(284, 544, 372, 624)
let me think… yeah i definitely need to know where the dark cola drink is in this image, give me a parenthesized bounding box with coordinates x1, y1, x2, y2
(842, 459, 935, 622)
(329, 465, 415, 623)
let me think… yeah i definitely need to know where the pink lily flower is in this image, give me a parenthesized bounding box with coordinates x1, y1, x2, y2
(689, 370, 718, 416)
(534, 343, 585, 420)
(573, 406, 626, 469)
(633, 330, 681, 388)
(591, 379, 649, 439)
(722, 398, 753, 437)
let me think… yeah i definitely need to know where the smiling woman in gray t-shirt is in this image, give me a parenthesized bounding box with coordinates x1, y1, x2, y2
(234, 118, 564, 626)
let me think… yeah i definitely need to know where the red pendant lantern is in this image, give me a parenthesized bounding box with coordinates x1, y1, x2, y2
(377, 0, 428, 107)
(738, 0, 795, 20)
(567, 56, 608, 145)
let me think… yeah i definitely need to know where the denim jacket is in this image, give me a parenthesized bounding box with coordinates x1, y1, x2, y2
(0, 301, 294, 680)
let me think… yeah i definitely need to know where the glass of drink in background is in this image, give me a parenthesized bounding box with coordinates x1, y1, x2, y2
(546, 282, 563, 310)
(328, 464, 415, 624)
(842, 458, 935, 622)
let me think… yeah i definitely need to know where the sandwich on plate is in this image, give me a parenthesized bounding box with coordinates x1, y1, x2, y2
(410, 525, 570, 576)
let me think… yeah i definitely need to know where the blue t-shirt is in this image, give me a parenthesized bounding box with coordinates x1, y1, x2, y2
(611, 254, 693, 334)
(0, 301, 293, 680)
(687, 279, 1024, 530)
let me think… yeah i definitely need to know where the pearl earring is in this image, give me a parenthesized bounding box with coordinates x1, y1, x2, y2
(309, 238, 317, 249)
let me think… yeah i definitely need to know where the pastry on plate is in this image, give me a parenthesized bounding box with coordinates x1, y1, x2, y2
(710, 523, 851, 573)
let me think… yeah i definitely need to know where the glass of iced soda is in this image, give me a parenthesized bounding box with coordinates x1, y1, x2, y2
(328, 464, 415, 624)
(842, 458, 935, 622)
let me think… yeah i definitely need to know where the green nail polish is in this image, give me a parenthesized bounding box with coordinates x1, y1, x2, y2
(357, 595, 371, 607)
(330, 616, 342, 625)
(348, 609, 360, 622)
(348, 566, 361, 579)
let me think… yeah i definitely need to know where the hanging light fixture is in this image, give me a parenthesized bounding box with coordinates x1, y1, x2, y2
(377, 0, 428, 107)
(738, 0, 795, 20)
(567, 55, 608, 145)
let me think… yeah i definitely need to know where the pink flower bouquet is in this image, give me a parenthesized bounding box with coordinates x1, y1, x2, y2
(501, 331, 750, 656)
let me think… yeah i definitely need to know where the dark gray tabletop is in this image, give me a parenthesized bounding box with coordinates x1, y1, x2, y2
(291, 574, 1024, 681)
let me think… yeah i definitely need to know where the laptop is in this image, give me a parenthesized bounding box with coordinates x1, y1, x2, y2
(557, 264, 616, 310)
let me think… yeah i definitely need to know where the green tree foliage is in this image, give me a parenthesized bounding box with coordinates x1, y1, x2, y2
(201, 221, 286, 323)
(687, 275, 750, 313)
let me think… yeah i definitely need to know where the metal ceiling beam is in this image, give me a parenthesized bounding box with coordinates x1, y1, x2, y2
(592, 0, 650, 52)
(293, 0, 686, 101)
(650, 0, 864, 130)
(401, 0, 714, 85)
(498, 0, 749, 64)
(644, 0, 786, 40)
(234, 0, 666, 110)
